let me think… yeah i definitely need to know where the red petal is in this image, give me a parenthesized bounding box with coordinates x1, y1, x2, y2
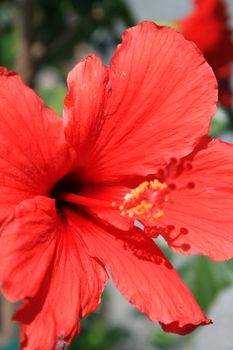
(68, 213, 210, 334)
(0, 196, 58, 301)
(63, 54, 108, 168)
(180, 0, 233, 69)
(0, 68, 74, 222)
(63, 22, 217, 182)
(19, 322, 80, 350)
(156, 138, 233, 261)
(2, 196, 108, 350)
(179, 0, 233, 107)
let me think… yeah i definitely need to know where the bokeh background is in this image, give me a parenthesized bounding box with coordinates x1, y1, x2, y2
(1, 0, 233, 349)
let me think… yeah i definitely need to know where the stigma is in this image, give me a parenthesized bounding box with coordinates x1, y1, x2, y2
(119, 180, 169, 224)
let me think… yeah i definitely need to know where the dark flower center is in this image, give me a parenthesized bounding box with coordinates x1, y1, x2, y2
(50, 174, 110, 213)
(50, 157, 196, 225)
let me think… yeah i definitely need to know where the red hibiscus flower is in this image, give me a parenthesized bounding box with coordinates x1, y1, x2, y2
(1, 21, 233, 350)
(179, 0, 233, 108)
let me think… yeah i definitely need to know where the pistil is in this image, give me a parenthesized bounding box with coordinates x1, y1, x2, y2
(59, 192, 111, 209)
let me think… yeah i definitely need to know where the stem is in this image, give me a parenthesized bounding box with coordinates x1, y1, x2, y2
(15, 0, 37, 86)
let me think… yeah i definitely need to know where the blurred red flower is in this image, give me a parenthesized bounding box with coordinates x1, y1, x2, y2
(0, 21, 233, 350)
(179, 0, 233, 108)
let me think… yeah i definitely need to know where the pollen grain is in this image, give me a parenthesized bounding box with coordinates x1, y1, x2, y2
(120, 180, 169, 224)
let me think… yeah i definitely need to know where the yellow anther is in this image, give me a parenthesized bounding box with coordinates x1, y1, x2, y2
(120, 179, 169, 224)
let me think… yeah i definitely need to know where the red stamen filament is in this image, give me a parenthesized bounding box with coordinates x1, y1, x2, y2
(59, 192, 112, 209)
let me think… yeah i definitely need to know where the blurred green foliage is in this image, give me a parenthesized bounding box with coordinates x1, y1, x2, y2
(209, 109, 229, 137)
(180, 257, 233, 311)
(149, 251, 233, 350)
(37, 85, 66, 117)
(71, 312, 129, 350)
(0, 0, 134, 86)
